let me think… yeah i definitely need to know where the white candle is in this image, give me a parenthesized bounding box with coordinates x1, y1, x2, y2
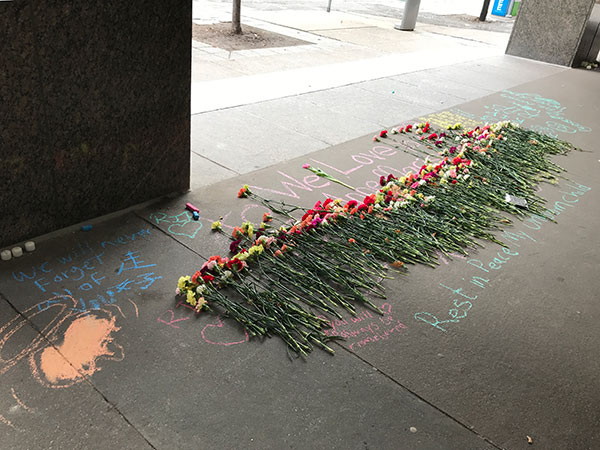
(11, 247, 23, 257)
(1, 250, 11, 261)
(24, 241, 36, 252)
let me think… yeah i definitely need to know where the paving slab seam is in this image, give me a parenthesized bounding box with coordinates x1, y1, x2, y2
(297, 93, 393, 128)
(417, 29, 504, 47)
(310, 25, 380, 32)
(243, 10, 502, 49)
(190, 53, 506, 116)
(242, 14, 352, 44)
(504, 53, 568, 69)
(292, 67, 568, 129)
(126, 210, 509, 449)
(336, 343, 505, 450)
(353, 81, 469, 104)
(191, 80, 392, 123)
(137, 194, 500, 450)
(241, 109, 337, 147)
(0, 292, 159, 450)
(191, 151, 243, 175)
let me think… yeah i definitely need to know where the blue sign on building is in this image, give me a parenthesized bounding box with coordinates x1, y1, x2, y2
(491, 0, 511, 16)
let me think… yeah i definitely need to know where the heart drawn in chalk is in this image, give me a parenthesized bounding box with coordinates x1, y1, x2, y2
(201, 315, 249, 347)
(167, 221, 203, 239)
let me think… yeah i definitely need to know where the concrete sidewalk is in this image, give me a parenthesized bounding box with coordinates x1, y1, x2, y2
(1, 67, 598, 449)
(5, 6, 596, 449)
(189, 5, 564, 190)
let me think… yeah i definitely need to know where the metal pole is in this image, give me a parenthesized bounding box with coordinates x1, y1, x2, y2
(479, 0, 491, 22)
(327, 0, 333, 13)
(394, 0, 421, 32)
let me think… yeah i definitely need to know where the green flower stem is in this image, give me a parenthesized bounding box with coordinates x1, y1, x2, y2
(303, 165, 356, 191)
(253, 259, 345, 319)
(178, 121, 579, 356)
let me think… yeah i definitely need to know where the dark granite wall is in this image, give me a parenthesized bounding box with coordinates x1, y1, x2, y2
(506, 0, 596, 65)
(0, 2, 191, 247)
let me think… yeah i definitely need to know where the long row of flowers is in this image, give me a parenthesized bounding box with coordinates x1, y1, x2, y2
(176, 121, 575, 356)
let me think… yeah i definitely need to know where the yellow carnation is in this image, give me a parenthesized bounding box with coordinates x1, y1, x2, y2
(186, 289, 197, 306)
(248, 244, 264, 256)
(177, 275, 190, 290)
(234, 252, 249, 261)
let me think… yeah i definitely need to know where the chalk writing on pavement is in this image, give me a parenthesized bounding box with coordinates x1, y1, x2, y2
(158, 300, 250, 346)
(0, 226, 157, 429)
(421, 91, 591, 139)
(10, 228, 161, 314)
(320, 303, 407, 350)
(0, 295, 133, 390)
(149, 211, 203, 238)
(414, 181, 592, 332)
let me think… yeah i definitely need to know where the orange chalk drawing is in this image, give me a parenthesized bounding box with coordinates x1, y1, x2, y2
(127, 298, 139, 317)
(31, 312, 123, 388)
(0, 295, 127, 389)
(10, 387, 32, 413)
(0, 414, 15, 430)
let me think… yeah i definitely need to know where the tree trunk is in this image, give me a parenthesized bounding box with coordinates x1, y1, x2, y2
(232, 0, 242, 34)
(479, 0, 491, 21)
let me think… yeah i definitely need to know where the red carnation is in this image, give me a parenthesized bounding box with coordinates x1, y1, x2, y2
(379, 130, 388, 138)
(452, 156, 462, 166)
(227, 258, 244, 272)
(202, 273, 215, 282)
(209, 255, 222, 263)
(301, 209, 315, 221)
(379, 175, 386, 186)
(191, 270, 201, 284)
(232, 226, 244, 239)
(230, 239, 242, 253)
